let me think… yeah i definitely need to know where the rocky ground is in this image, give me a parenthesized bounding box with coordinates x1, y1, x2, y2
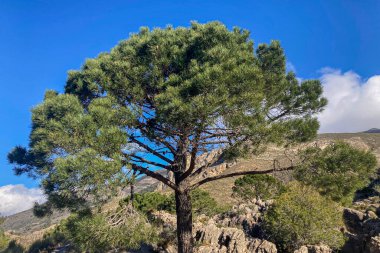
(150, 197, 380, 253)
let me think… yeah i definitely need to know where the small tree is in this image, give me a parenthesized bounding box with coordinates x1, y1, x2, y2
(263, 182, 345, 252)
(8, 22, 326, 252)
(233, 174, 285, 201)
(294, 141, 377, 205)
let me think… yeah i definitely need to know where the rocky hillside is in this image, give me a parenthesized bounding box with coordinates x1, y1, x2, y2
(1, 133, 380, 251)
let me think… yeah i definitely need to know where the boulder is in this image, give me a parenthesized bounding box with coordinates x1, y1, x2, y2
(294, 245, 332, 253)
(367, 236, 380, 253)
(344, 208, 365, 233)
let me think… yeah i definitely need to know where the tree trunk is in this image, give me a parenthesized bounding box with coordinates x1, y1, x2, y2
(130, 182, 135, 204)
(175, 189, 193, 253)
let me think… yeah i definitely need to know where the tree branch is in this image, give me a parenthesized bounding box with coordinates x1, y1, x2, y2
(130, 154, 169, 169)
(189, 166, 294, 190)
(131, 164, 178, 191)
(129, 136, 173, 164)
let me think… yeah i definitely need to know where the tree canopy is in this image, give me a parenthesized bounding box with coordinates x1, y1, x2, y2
(8, 21, 327, 252)
(294, 141, 377, 205)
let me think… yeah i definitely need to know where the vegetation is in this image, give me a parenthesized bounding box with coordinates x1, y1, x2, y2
(8, 21, 326, 252)
(0, 240, 24, 253)
(232, 174, 286, 201)
(294, 141, 377, 205)
(126, 189, 227, 217)
(63, 212, 157, 252)
(26, 207, 158, 253)
(0, 217, 10, 251)
(263, 182, 345, 252)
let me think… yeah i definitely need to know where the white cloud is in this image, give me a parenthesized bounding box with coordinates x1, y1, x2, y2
(318, 68, 380, 133)
(0, 184, 46, 216)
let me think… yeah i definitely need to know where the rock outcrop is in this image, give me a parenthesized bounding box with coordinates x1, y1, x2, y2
(152, 200, 277, 253)
(294, 245, 332, 253)
(195, 220, 276, 253)
(342, 208, 380, 253)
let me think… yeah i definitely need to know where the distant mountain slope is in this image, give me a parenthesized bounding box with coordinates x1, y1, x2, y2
(1, 172, 164, 234)
(362, 128, 380, 133)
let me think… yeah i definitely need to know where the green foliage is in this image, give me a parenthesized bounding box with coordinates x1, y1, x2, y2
(263, 182, 345, 252)
(9, 22, 326, 212)
(27, 230, 70, 253)
(127, 189, 227, 216)
(232, 174, 286, 201)
(0, 241, 24, 253)
(190, 189, 229, 216)
(50, 209, 157, 252)
(127, 192, 176, 213)
(0, 232, 9, 252)
(0, 217, 9, 251)
(294, 141, 378, 205)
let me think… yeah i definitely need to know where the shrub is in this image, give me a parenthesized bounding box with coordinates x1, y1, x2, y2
(233, 174, 286, 201)
(263, 182, 345, 252)
(125, 189, 227, 217)
(1, 240, 24, 253)
(27, 229, 71, 253)
(0, 232, 9, 251)
(190, 189, 228, 216)
(0, 217, 10, 251)
(61, 208, 158, 252)
(294, 141, 378, 205)
(127, 192, 176, 214)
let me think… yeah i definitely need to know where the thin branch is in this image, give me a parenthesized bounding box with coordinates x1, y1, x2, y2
(187, 151, 224, 180)
(129, 136, 173, 164)
(178, 130, 201, 181)
(137, 121, 177, 154)
(131, 164, 178, 191)
(190, 166, 294, 190)
(130, 154, 169, 169)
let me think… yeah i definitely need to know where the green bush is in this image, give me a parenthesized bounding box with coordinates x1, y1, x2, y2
(232, 174, 286, 201)
(61, 209, 158, 252)
(0, 217, 10, 251)
(27, 229, 70, 253)
(125, 189, 227, 217)
(263, 182, 345, 252)
(0, 240, 24, 253)
(127, 192, 176, 213)
(294, 141, 377, 205)
(0, 232, 9, 251)
(190, 189, 228, 216)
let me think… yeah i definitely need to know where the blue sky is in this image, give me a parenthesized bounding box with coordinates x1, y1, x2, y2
(1, 0, 380, 214)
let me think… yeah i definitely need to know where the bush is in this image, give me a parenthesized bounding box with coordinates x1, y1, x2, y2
(294, 141, 377, 205)
(127, 192, 176, 214)
(0, 232, 9, 251)
(0, 217, 10, 251)
(1, 240, 24, 253)
(233, 174, 286, 201)
(190, 189, 228, 216)
(27, 229, 70, 253)
(263, 182, 345, 252)
(61, 208, 158, 252)
(125, 189, 227, 217)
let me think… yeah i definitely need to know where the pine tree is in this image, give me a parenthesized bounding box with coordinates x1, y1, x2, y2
(8, 22, 326, 253)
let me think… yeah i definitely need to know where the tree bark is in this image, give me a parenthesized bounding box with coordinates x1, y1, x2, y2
(130, 182, 135, 204)
(175, 189, 193, 253)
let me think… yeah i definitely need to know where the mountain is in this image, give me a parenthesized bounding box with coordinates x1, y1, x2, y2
(363, 128, 380, 133)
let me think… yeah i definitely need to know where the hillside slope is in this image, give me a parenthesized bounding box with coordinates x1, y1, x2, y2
(2, 133, 380, 239)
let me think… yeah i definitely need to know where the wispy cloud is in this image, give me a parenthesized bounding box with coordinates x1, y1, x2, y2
(0, 184, 46, 216)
